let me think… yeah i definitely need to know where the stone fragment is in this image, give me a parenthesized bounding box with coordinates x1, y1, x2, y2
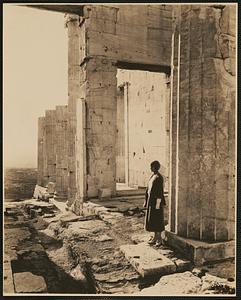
(47, 182, 56, 194)
(70, 264, 87, 284)
(139, 271, 202, 295)
(131, 233, 151, 244)
(43, 213, 55, 218)
(33, 185, 50, 201)
(201, 273, 235, 293)
(120, 243, 176, 277)
(94, 234, 113, 242)
(13, 272, 47, 293)
(59, 213, 83, 224)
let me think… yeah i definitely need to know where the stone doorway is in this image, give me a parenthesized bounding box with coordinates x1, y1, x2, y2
(115, 68, 170, 194)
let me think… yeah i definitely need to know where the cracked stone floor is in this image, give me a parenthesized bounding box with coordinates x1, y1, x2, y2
(4, 198, 235, 295)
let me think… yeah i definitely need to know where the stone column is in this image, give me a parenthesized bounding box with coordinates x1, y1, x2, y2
(170, 5, 236, 242)
(65, 14, 85, 207)
(37, 117, 45, 186)
(55, 105, 69, 199)
(45, 110, 57, 184)
(66, 13, 117, 212)
(124, 82, 130, 186)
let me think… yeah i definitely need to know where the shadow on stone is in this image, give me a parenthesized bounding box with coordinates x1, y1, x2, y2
(11, 229, 97, 294)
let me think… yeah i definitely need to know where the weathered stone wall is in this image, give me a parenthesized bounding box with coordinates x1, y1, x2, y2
(170, 5, 236, 242)
(117, 69, 170, 189)
(83, 5, 172, 66)
(54, 3, 236, 242)
(65, 5, 173, 203)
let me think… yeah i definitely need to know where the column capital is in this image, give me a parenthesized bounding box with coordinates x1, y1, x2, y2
(64, 14, 84, 28)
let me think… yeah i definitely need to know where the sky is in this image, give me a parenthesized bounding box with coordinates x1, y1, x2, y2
(3, 4, 68, 168)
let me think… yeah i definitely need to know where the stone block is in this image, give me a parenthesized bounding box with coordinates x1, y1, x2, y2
(98, 188, 112, 199)
(13, 272, 47, 293)
(86, 17, 116, 34)
(120, 243, 176, 277)
(166, 231, 235, 265)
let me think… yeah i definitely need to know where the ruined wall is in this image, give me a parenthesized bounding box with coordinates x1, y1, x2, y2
(170, 5, 236, 241)
(65, 5, 173, 203)
(117, 69, 169, 189)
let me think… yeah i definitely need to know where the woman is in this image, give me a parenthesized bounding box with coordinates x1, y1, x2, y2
(143, 160, 166, 246)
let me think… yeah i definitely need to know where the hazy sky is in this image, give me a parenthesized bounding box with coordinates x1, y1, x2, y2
(3, 5, 68, 168)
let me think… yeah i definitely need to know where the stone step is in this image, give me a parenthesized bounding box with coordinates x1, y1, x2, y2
(115, 189, 146, 197)
(120, 242, 176, 278)
(120, 242, 192, 277)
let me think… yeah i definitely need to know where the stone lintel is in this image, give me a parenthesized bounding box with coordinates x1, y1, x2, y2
(166, 231, 235, 266)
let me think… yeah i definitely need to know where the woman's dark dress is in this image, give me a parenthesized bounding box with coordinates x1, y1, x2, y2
(144, 173, 166, 232)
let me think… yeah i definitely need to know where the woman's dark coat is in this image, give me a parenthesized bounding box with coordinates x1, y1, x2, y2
(144, 173, 166, 232)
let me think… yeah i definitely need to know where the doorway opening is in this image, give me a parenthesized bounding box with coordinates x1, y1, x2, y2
(115, 68, 170, 195)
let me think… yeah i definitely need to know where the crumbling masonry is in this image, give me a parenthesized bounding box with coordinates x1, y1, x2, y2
(36, 4, 236, 261)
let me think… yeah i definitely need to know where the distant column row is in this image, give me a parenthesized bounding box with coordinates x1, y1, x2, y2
(37, 105, 69, 200)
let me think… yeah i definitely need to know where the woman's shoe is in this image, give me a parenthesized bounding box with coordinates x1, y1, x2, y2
(148, 237, 156, 245)
(155, 240, 163, 247)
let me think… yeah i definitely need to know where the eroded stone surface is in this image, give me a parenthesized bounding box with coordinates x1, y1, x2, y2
(3, 258, 15, 294)
(139, 271, 202, 295)
(14, 272, 47, 293)
(201, 274, 235, 293)
(120, 243, 176, 277)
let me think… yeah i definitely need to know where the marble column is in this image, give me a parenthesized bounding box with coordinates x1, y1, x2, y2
(170, 5, 236, 242)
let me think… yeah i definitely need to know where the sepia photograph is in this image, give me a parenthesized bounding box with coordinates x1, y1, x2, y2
(3, 2, 237, 296)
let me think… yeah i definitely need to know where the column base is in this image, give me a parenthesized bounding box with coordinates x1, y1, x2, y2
(166, 231, 235, 266)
